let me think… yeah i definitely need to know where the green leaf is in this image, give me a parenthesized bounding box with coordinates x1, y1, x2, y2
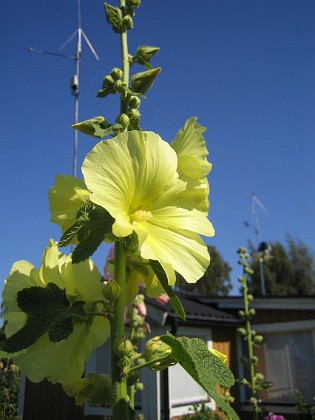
(160, 334, 239, 420)
(59, 221, 83, 247)
(149, 260, 186, 320)
(72, 116, 112, 139)
(58, 202, 95, 247)
(3, 283, 86, 353)
(72, 206, 115, 264)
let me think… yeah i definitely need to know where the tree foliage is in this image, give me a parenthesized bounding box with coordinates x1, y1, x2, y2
(248, 236, 315, 296)
(179, 246, 232, 295)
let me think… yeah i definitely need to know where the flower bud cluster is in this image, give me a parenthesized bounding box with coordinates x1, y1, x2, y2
(97, 68, 127, 98)
(237, 247, 273, 412)
(105, 3, 136, 33)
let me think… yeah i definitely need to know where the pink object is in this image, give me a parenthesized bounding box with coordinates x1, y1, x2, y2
(264, 413, 285, 420)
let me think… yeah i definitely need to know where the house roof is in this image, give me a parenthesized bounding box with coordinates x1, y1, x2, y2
(145, 294, 239, 327)
(192, 295, 315, 311)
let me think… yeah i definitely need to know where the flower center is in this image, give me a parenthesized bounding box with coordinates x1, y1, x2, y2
(130, 209, 153, 224)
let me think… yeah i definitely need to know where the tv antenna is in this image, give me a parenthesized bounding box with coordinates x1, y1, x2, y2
(244, 193, 271, 295)
(27, 0, 100, 177)
(60, 0, 100, 177)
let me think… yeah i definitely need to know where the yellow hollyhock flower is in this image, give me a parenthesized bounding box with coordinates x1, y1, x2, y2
(82, 129, 214, 284)
(48, 174, 90, 235)
(2, 241, 109, 385)
(171, 117, 211, 212)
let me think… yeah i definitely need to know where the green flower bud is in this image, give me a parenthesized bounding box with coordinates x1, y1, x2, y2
(126, 0, 141, 9)
(237, 327, 246, 336)
(105, 3, 123, 33)
(248, 308, 256, 316)
(130, 68, 161, 95)
(245, 267, 254, 275)
(247, 294, 254, 302)
(135, 382, 144, 392)
(103, 75, 115, 87)
(238, 310, 245, 318)
(251, 355, 259, 364)
(134, 46, 160, 65)
(253, 335, 264, 344)
(129, 95, 141, 109)
(122, 15, 133, 30)
(113, 335, 134, 358)
(110, 67, 123, 81)
(239, 378, 249, 386)
(116, 113, 130, 129)
(114, 79, 125, 93)
(128, 108, 141, 119)
(255, 372, 264, 381)
(103, 279, 121, 305)
(143, 336, 176, 371)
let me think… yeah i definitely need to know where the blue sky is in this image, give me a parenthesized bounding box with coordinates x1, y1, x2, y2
(1, 0, 315, 295)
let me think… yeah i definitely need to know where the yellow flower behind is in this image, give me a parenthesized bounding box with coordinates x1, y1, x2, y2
(82, 129, 214, 284)
(48, 174, 90, 235)
(2, 241, 109, 385)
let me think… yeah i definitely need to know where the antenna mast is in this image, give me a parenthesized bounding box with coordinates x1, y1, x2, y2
(60, 0, 99, 177)
(251, 193, 270, 296)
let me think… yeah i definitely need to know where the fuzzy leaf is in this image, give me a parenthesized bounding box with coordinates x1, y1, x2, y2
(71, 206, 115, 264)
(150, 260, 185, 320)
(72, 116, 112, 139)
(160, 334, 239, 420)
(3, 283, 85, 353)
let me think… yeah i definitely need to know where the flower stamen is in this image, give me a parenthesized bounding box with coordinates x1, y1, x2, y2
(130, 209, 153, 225)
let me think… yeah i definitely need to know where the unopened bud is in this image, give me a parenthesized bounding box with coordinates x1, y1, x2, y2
(116, 113, 130, 129)
(253, 335, 264, 344)
(126, 0, 141, 9)
(248, 308, 256, 316)
(134, 46, 160, 65)
(143, 336, 176, 371)
(129, 95, 141, 109)
(237, 327, 246, 336)
(103, 279, 121, 304)
(113, 335, 134, 358)
(110, 67, 123, 81)
(131, 68, 161, 94)
(135, 382, 144, 391)
(122, 15, 133, 30)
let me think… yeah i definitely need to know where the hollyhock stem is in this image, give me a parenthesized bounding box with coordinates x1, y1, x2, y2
(109, 239, 129, 419)
(110, 4, 131, 416)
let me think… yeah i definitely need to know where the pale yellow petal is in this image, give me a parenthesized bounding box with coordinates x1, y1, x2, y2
(49, 174, 90, 230)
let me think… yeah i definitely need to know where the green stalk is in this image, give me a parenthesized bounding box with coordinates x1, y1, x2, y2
(109, 239, 129, 419)
(120, 0, 130, 115)
(109, 4, 131, 417)
(243, 274, 258, 420)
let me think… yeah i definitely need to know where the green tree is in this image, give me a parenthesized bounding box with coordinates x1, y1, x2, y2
(179, 246, 232, 295)
(248, 236, 315, 296)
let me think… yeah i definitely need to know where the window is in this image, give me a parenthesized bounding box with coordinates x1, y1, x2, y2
(263, 330, 315, 402)
(253, 320, 315, 404)
(167, 327, 215, 418)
